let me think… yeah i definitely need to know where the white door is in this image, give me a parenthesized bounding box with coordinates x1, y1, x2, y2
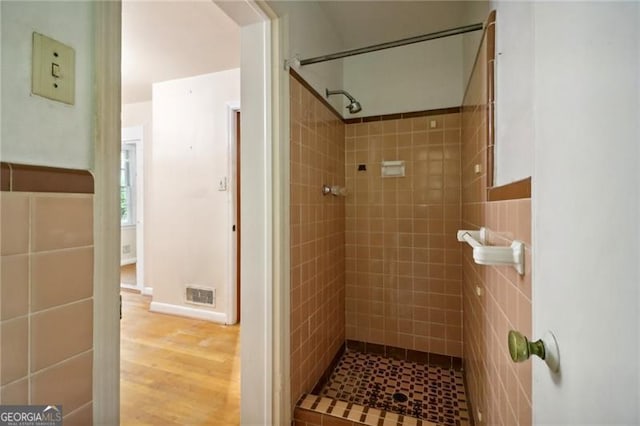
(533, 2, 639, 423)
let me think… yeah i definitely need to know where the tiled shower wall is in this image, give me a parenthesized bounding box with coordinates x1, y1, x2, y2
(290, 75, 346, 405)
(344, 115, 463, 357)
(0, 165, 94, 425)
(461, 13, 533, 426)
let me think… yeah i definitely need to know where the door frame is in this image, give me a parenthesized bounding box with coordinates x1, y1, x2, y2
(93, 2, 122, 424)
(227, 102, 241, 325)
(93, 1, 284, 424)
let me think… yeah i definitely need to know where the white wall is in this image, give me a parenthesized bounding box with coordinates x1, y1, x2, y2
(490, 1, 534, 185)
(1, 1, 94, 170)
(148, 69, 239, 322)
(462, 1, 489, 92)
(343, 36, 464, 117)
(269, 1, 345, 112)
(271, 1, 490, 118)
(120, 227, 136, 264)
(340, 1, 491, 118)
(533, 2, 639, 423)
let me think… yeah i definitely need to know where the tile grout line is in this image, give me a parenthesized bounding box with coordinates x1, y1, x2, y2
(29, 348, 93, 378)
(29, 296, 93, 317)
(63, 400, 91, 419)
(29, 244, 94, 256)
(28, 193, 33, 404)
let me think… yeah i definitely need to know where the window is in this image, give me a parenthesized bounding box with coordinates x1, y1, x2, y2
(121, 144, 136, 226)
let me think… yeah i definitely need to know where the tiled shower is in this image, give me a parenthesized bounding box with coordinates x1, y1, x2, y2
(290, 75, 346, 402)
(290, 10, 532, 426)
(344, 112, 463, 359)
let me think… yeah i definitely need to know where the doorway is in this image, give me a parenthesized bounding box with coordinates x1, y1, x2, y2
(119, 104, 242, 424)
(236, 110, 241, 322)
(231, 109, 241, 323)
(120, 125, 145, 294)
(119, 1, 242, 424)
(93, 1, 277, 423)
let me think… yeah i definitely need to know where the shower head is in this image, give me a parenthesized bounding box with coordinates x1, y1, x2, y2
(326, 88, 362, 115)
(347, 100, 362, 114)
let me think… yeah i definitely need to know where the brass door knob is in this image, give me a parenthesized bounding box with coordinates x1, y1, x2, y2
(508, 330, 560, 373)
(508, 330, 545, 362)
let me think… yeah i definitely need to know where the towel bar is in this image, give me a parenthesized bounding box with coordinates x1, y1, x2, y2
(457, 227, 524, 275)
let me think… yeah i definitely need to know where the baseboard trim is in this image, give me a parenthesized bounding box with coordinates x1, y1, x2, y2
(142, 287, 153, 296)
(311, 342, 346, 394)
(149, 301, 227, 324)
(120, 283, 140, 292)
(120, 258, 136, 266)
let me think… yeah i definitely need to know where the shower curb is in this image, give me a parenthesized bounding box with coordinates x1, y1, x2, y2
(295, 394, 438, 426)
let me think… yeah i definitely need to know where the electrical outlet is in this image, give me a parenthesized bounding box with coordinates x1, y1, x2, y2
(122, 244, 131, 255)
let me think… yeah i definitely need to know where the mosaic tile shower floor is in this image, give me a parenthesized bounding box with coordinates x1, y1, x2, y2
(319, 350, 471, 426)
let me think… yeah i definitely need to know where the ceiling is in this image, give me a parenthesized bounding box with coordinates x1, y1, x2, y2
(121, 1, 486, 104)
(268, 1, 485, 55)
(122, 0, 240, 104)
(316, 1, 482, 50)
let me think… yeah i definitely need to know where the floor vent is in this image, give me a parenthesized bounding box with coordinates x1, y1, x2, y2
(185, 286, 215, 307)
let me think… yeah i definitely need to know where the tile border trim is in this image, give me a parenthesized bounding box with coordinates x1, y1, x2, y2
(485, 10, 497, 192)
(344, 340, 464, 371)
(295, 394, 436, 426)
(343, 107, 461, 125)
(487, 177, 531, 201)
(461, 364, 476, 426)
(0, 162, 94, 194)
(311, 342, 346, 395)
(295, 395, 368, 425)
(461, 10, 495, 105)
(289, 69, 461, 125)
(290, 68, 345, 122)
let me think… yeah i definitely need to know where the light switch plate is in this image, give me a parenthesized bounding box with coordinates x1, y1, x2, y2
(32, 32, 75, 105)
(218, 177, 227, 191)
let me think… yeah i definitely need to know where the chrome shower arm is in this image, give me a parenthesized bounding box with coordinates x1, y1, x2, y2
(326, 89, 356, 103)
(325, 88, 362, 114)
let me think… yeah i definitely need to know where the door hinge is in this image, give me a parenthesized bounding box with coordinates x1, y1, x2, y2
(232, 225, 236, 232)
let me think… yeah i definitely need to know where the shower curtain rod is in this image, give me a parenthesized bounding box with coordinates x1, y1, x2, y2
(299, 22, 484, 66)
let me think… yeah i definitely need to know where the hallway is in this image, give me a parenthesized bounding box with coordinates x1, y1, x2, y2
(120, 291, 240, 425)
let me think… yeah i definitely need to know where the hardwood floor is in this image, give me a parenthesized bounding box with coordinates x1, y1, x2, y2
(120, 291, 240, 425)
(121, 263, 136, 285)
